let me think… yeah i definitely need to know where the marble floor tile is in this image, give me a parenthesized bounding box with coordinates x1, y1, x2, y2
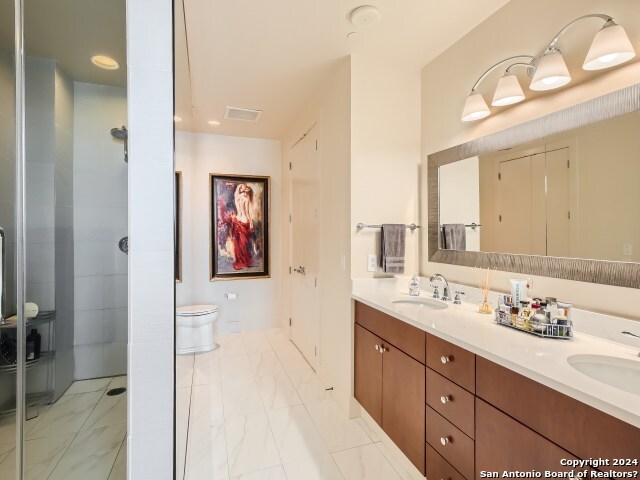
(267, 404, 328, 464)
(0, 447, 12, 465)
(265, 329, 292, 351)
(224, 411, 280, 477)
(176, 353, 195, 388)
(374, 440, 417, 480)
(190, 382, 224, 425)
(274, 347, 312, 373)
(332, 443, 403, 480)
(49, 423, 126, 480)
(220, 355, 254, 383)
(0, 433, 75, 480)
(283, 454, 345, 480)
(217, 336, 247, 358)
(193, 355, 221, 385)
(185, 419, 228, 480)
(0, 415, 16, 455)
(64, 377, 112, 395)
(28, 391, 103, 439)
(221, 377, 264, 419)
(81, 391, 127, 430)
(286, 370, 332, 405)
(24, 405, 52, 438)
(231, 465, 287, 480)
(108, 376, 127, 390)
(306, 400, 372, 452)
(176, 387, 192, 480)
(255, 374, 302, 411)
(194, 348, 221, 368)
(107, 439, 126, 480)
(355, 416, 381, 443)
(248, 351, 285, 377)
(241, 331, 273, 353)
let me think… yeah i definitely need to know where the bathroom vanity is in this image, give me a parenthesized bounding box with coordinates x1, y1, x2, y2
(352, 280, 640, 480)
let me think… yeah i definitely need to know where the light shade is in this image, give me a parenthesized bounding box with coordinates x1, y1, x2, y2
(461, 93, 490, 122)
(530, 51, 571, 91)
(583, 23, 636, 70)
(492, 74, 525, 106)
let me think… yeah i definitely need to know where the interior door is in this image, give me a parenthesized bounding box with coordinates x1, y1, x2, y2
(546, 148, 571, 257)
(290, 126, 320, 370)
(497, 156, 533, 254)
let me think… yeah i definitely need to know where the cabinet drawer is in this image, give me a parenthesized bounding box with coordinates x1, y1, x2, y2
(426, 368, 474, 438)
(476, 357, 640, 473)
(355, 301, 426, 364)
(426, 335, 475, 392)
(426, 406, 474, 480)
(427, 444, 467, 480)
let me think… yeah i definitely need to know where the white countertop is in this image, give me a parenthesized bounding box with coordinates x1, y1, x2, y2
(352, 278, 640, 429)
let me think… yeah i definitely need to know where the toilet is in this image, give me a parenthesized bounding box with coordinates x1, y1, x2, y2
(175, 304, 220, 355)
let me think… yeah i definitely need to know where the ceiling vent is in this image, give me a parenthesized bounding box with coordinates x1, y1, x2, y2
(224, 106, 263, 122)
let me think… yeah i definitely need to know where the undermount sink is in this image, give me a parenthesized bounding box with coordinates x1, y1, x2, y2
(391, 298, 448, 311)
(567, 354, 640, 396)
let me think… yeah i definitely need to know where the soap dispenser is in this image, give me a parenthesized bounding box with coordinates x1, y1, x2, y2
(409, 275, 421, 296)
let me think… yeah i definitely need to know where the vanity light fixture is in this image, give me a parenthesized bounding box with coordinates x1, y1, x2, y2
(207, 120, 220, 126)
(90, 55, 119, 70)
(174, 115, 183, 122)
(461, 13, 636, 122)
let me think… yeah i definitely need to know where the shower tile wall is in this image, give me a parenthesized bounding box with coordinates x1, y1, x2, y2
(73, 82, 128, 380)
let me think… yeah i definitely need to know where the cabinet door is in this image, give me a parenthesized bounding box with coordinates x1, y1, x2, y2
(383, 343, 426, 475)
(476, 398, 581, 478)
(354, 324, 383, 425)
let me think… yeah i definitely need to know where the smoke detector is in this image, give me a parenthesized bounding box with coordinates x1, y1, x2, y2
(350, 6, 381, 28)
(224, 106, 263, 122)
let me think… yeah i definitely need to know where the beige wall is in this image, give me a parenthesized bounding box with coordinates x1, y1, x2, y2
(351, 54, 422, 277)
(420, 0, 640, 320)
(281, 58, 352, 411)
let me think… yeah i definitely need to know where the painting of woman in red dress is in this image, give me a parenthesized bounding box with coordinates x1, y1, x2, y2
(211, 175, 269, 280)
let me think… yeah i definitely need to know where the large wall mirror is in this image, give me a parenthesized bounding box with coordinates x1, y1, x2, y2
(428, 84, 640, 288)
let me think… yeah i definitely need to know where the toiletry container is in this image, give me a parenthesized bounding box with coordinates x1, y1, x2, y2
(176, 305, 220, 355)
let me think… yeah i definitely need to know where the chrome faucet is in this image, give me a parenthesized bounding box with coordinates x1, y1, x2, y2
(622, 331, 640, 357)
(429, 273, 451, 301)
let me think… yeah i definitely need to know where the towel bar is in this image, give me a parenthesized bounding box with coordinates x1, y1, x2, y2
(356, 223, 421, 232)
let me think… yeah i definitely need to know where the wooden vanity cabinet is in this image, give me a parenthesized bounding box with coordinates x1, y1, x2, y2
(354, 301, 426, 474)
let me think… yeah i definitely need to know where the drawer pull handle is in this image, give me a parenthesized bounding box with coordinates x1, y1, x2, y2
(440, 355, 452, 364)
(440, 395, 451, 404)
(440, 436, 450, 446)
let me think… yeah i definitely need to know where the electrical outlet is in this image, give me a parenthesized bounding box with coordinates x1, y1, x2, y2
(367, 254, 377, 272)
(623, 244, 633, 256)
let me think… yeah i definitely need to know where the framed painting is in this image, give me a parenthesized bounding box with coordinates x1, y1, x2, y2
(210, 174, 270, 281)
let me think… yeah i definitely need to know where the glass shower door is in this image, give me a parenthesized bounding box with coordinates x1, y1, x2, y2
(0, 0, 20, 478)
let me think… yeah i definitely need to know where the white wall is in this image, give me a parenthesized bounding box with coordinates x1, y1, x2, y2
(420, 0, 640, 321)
(439, 157, 480, 251)
(73, 82, 128, 380)
(351, 53, 422, 278)
(126, 0, 175, 477)
(281, 58, 352, 412)
(175, 131, 282, 333)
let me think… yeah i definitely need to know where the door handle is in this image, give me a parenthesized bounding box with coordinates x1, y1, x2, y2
(293, 266, 306, 275)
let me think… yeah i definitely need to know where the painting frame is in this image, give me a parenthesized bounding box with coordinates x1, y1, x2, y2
(210, 173, 270, 281)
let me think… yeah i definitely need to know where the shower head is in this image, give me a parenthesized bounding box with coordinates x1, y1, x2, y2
(110, 126, 128, 163)
(110, 126, 128, 140)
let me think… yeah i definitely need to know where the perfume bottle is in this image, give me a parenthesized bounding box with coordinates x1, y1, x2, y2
(408, 275, 421, 296)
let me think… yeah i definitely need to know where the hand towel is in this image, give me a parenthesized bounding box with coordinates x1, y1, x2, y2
(442, 223, 466, 251)
(380, 224, 406, 274)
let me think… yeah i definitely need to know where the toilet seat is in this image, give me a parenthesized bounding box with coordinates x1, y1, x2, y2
(176, 304, 219, 316)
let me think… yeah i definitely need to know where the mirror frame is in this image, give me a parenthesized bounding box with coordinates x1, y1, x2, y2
(428, 83, 640, 289)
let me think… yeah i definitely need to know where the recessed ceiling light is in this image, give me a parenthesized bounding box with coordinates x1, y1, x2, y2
(349, 5, 381, 28)
(90, 55, 119, 70)
(207, 120, 221, 126)
(174, 115, 183, 122)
